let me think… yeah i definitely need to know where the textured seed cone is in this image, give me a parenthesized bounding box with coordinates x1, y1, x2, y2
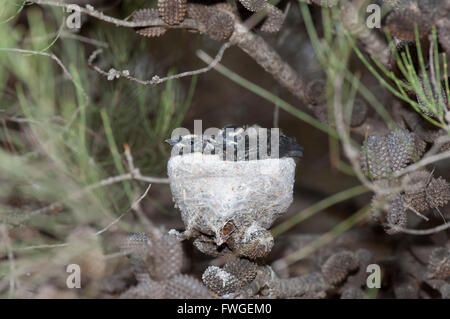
(120, 232, 152, 274)
(120, 274, 166, 299)
(165, 274, 212, 298)
(239, 0, 267, 12)
(150, 234, 184, 280)
(136, 27, 167, 38)
(227, 228, 274, 259)
(393, 279, 420, 299)
(349, 99, 369, 127)
(387, 129, 416, 171)
(361, 129, 424, 180)
(321, 251, 359, 285)
(427, 247, 450, 280)
(426, 176, 450, 209)
(340, 287, 365, 299)
(385, 195, 407, 234)
(223, 258, 258, 285)
(360, 135, 392, 179)
(158, 0, 187, 25)
(206, 10, 234, 41)
(132, 8, 160, 22)
(202, 266, 241, 295)
(385, 5, 431, 40)
(260, 5, 285, 33)
(187, 4, 211, 25)
(402, 170, 430, 212)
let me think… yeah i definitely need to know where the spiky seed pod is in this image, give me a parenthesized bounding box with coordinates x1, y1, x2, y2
(150, 234, 184, 280)
(385, 195, 407, 234)
(239, 0, 267, 12)
(132, 8, 160, 22)
(223, 258, 258, 285)
(402, 170, 431, 212)
(386, 129, 416, 171)
(136, 27, 167, 38)
(361, 129, 425, 180)
(158, 0, 187, 25)
(120, 233, 152, 274)
(340, 287, 365, 299)
(426, 176, 450, 209)
(227, 228, 274, 259)
(202, 266, 241, 295)
(120, 273, 166, 299)
(427, 247, 450, 280)
(361, 135, 392, 179)
(385, 4, 431, 40)
(213, 3, 235, 14)
(393, 279, 420, 299)
(260, 5, 285, 33)
(165, 274, 212, 298)
(321, 251, 359, 285)
(349, 99, 369, 127)
(186, 4, 211, 25)
(206, 10, 234, 41)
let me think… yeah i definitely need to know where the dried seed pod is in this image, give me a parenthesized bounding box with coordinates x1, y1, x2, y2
(340, 287, 365, 299)
(202, 266, 241, 295)
(361, 135, 392, 179)
(239, 0, 267, 12)
(267, 272, 328, 298)
(427, 247, 450, 279)
(186, 4, 211, 25)
(136, 27, 167, 38)
(260, 5, 285, 33)
(165, 274, 212, 298)
(387, 129, 417, 171)
(385, 4, 432, 40)
(120, 233, 152, 274)
(227, 226, 274, 259)
(132, 8, 160, 22)
(132, 9, 167, 38)
(402, 170, 431, 212)
(385, 195, 407, 234)
(393, 278, 420, 299)
(223, 258, 258, 285)
(206, 10, 234, 41)
(361, 129, 425, 179)
(349, 99, 369, 127)
(426, 176, 450, 209)
(321, 251, 359, 285)
(150, 233, 184, 280)
(120, 273, 166, 299)
(158, 0, 187, 25)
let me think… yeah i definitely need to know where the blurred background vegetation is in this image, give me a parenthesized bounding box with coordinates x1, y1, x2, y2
(0, 0, 448, 298)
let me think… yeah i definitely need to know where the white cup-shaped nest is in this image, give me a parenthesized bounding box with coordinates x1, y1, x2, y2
(167, 153, 296, 239)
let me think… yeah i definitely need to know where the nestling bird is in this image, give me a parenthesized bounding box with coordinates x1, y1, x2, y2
(166, 124, 303, 162)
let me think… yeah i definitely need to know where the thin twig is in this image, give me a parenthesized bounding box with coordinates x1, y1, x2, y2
(88, 43, 230, 85)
